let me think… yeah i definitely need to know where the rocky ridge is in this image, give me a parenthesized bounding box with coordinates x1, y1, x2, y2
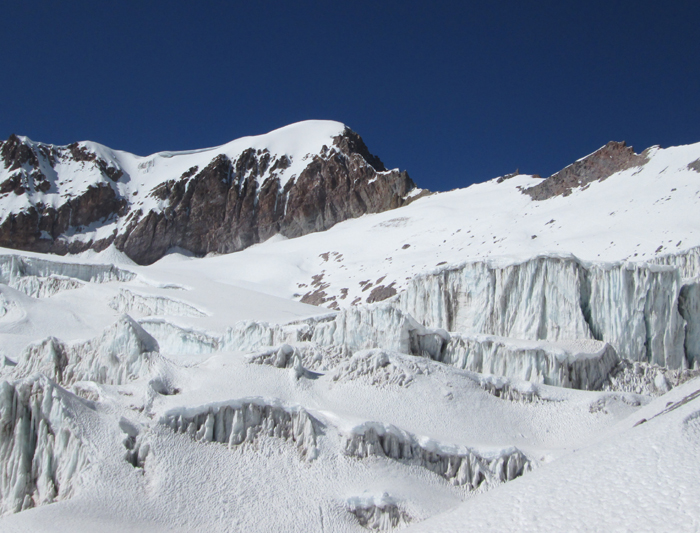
(0, 122, 419, 264)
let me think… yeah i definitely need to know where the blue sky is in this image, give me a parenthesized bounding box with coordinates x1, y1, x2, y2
(2, 1, 699, 191)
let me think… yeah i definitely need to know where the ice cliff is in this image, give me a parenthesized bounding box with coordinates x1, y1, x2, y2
(0, 376, 91, 514)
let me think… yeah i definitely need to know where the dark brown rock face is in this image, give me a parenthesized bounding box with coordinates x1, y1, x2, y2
(116, 129, 415, 264)
(0, 127, 417, 264)
(522, 141, 649, 201)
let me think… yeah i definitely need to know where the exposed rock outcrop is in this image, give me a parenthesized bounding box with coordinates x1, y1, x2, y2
(522, 141, 649, 200)
(0, 125, 417, 264)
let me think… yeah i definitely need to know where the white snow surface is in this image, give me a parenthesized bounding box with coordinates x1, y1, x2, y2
(0, 132, 700, 531)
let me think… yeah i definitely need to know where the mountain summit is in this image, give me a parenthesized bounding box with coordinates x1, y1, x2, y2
(0, 121, 419, 264)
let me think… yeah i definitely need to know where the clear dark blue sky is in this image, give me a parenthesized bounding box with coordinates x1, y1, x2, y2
(2, 1, 699, 191)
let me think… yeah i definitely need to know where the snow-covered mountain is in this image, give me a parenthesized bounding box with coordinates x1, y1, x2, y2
(0, 122, 699, 532)
(0, 121, 418, 264)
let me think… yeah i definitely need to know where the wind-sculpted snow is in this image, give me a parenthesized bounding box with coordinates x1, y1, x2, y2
(398, 255, 688, 368)
(161, 399, 319, 460)
(13, 315, 159, 385)
(347, 494, 412, 531)
(344, 423, 531, 489)
(110, 288, 207, 318)
(0, 376, 91, 514)
(438, 335, 618, 390)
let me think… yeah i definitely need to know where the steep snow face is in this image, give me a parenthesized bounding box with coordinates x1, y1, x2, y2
(13, 315, 159, 386)
(0, 376, 91, 515)
(398, 255, 687, 368)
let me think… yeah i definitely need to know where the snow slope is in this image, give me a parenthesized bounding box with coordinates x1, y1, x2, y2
(0, 133, 699, 531)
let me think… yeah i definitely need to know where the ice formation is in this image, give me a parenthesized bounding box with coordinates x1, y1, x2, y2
(0, 376, 91, 514)
(397, 255, 688, 368)
(109, 288, 207, 318)
(332, 350, 430, 388)
(246, 343, 348, 372)
(344, 423, 531, 489)
(0, 254, 135, 285)
(347, 494, 412, 531)
(161, 399, 319, 460)
(679, 278, 700, 368)
(439, 335, 618, 390)
(13, 315, 159, 386)
(0, 254, 135, 299)
(603, 359, 700, 396)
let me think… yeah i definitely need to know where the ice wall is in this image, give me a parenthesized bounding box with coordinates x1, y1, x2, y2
(397, 255, 687, 368)
(651, 246, 700, 279)
(161, 399, 319, 460)
(440, 335, 618, 390)
(679, 278, 700, 368)
(0, 254, 135, 284)
(0, 254, 135, 299)
(0, 377, 90, 514)
(15, 315, 159, 386)
(344, 422, 530, 490)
